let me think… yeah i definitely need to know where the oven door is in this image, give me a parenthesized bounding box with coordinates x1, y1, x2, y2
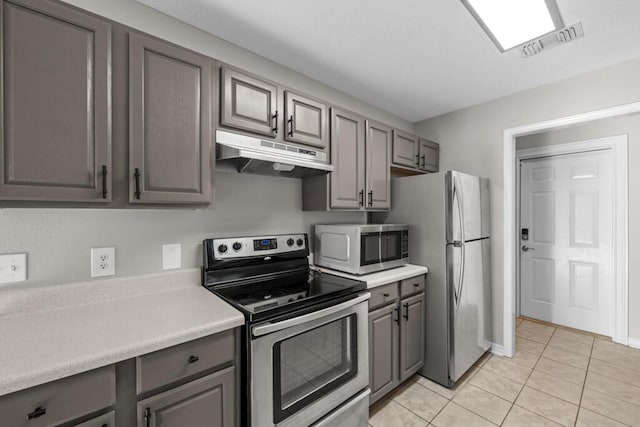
(250, 293, 370, 427)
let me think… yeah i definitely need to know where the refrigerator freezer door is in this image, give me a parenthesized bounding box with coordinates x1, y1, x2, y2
(448, 171, 484, 243)
(450, 238, 491, 383)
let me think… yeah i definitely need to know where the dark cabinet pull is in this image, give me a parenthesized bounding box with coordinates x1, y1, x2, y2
(393, 306, 399, 324)
(414, 283, 420, 288)
(272, 111, 278, 133)
(134, 168, 141, 199)
(287, 115, 294, 137)
(421, 154, 426, 168)
(144, 407, 151, 427)
(368, 191, 373, 207)
(188, 355, 199, 364)
(102, 424, 108, 427)
(27, 406, 46, 420)
(359, 190, 364, 206)
(415, 153, 420, 166)
(383, 293, 390, 297)
(403, 303, 409, 320)
(101, 165, 108, 199)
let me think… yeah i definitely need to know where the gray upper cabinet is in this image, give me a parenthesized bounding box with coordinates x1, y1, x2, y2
(419, 138, 439, 172)
(129, 32, 212, 204)
(392, 130, 418, 169)
(284, 90, 328, 149)
(330, 108, 365, 209)
(365, 120, 391, 209)
(137, 367, 235, 427)
(0, 0, 111, 202)
(220, 67, 278, 137)
(369, 303, 399, 405)
(399, 292, 426, 382)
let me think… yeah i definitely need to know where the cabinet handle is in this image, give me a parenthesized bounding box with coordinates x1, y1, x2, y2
(101, 165, 108, 199)
(144, 407, 151, 427)
(403, 302, 409, 320)
(188, 355, 199, 364)
(27, 406, 46, 420)
(287, 115, 294, 137)
(134, 168, 141, 200)
(359, 190, 364, 206)
(272, 111, 278, 133)
(415, 153, 420, 166)
(393, 306, 399, 324)
(413, 283, 420, 288)
(368, 191, 373, 207)
(421, 154, 426, 168)
(383, 293, 390, 297)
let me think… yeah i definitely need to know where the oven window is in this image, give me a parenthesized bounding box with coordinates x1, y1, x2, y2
(273, 314, 358, 423)
(361, 232, 382, 265)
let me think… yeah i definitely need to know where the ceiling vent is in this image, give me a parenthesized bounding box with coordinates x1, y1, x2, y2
(520, 21, 584, 57)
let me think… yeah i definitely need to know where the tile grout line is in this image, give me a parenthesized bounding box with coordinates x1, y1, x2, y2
(574, 333, 594, 427)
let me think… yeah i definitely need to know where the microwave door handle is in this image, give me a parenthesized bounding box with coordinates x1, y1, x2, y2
(252, 293, 370, 337)
(379, 232, 384, 263)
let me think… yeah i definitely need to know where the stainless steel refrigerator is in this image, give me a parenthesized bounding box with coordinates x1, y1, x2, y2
(374, 170, 492, 387)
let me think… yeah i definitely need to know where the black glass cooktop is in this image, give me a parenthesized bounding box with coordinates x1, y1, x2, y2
(206, 269, 365, 322)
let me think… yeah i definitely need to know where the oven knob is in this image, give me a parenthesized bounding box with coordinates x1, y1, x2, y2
(217, 244, 228, 254)
(296, 238, 304, 246)
(232, 242, 242, 251)
(287, 238, 294, 246)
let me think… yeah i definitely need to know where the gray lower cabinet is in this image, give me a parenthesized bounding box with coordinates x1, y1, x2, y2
(137, 366, 235, 427)
(129, 32, 213, 204)
(220, 66, 278, 137)
(284, 90, 328, 149)
(368, 275, 426, 405)
(0, 0, 111, 202)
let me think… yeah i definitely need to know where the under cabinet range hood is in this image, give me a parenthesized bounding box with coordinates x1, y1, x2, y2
(216, 130, 333, 178)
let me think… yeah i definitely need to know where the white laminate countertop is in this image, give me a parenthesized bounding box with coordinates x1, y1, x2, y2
(313, 264, 428, 289)
(0, 269, 244, 397)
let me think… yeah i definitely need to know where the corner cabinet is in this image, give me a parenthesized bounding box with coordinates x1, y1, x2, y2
(128, 32, 213, 204)
(368, 275, 426, 405)
(0, 0, 112, 202)
(391, 130, 440, 174)
(302, 109, 391, 211)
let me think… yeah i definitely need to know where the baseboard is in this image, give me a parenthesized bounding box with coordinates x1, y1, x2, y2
(490, 343, 505, 356)
(629, 337, 640, 349)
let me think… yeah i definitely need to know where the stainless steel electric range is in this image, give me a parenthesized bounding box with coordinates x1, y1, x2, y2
(202, 233, 371, 427)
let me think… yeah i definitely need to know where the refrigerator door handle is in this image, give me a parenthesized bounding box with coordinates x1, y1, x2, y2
(453, 175, 466, 310)
(454, 174, 466, 244)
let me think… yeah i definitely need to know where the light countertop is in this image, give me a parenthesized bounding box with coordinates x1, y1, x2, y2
(0, 269, 244, 397)
(313, 264, 428, 289)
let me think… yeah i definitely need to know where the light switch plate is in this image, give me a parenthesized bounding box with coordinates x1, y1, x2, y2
(91, 247, 115, 278)
(0, 253, 27, 284)
(162, 243, 181, 270)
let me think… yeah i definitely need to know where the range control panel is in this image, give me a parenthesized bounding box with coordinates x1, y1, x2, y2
(212, 234, 307, 259)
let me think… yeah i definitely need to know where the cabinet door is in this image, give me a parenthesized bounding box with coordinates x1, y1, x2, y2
(392, 130, 419, 169)
(221, 67, 278, 137)
(0, 0, 111, 202)
(138, 367, 235, 427)
(399, 292, 426, 382)
(330, 108, 365, 209)
(129, 33, 212, 204)
(419, 139, 439, 172)
(365, 120, 391, 210)
(369, 303, 399, 405)
(284, 90, 327, 149)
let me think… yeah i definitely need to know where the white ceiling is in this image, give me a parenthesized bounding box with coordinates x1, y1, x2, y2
(136, 0, 640, 122)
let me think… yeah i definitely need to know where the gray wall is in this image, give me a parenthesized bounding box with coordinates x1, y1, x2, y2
(416, 56, 640, 344)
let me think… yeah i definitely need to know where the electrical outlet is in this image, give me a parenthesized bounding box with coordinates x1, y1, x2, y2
(162, 243, 181, 270)
(91, 247, 115, 278)
(0, 253, 27, 284)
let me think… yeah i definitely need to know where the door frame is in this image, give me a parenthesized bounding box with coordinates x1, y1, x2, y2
(515, 135, 628, 338)
(502, 102, 637, 357)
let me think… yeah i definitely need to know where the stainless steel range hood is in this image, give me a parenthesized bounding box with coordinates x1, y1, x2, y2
(216, 130, 333, 178)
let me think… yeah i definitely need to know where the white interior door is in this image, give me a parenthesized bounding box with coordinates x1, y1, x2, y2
(520, 150, 613, 336)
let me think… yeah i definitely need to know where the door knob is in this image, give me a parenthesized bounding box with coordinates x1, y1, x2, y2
(521, 245, 536, 252)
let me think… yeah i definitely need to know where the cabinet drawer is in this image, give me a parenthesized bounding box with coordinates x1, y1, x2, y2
(368, 283, 399, 310)
(0, 365, 115, 427)
(137, 330, 235, 394)
(400, 275, 426, 297)
(74, 410, 115, 427)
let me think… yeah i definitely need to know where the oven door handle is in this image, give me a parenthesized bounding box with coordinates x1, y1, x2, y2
(251, 292, 370, 337)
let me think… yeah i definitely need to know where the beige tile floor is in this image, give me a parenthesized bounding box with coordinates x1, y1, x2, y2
(369, 317, 640, 426)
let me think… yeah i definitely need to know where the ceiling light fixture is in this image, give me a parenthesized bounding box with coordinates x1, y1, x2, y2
(461, 0, 564, 52)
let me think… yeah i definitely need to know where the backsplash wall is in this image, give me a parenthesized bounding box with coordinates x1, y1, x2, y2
(0, 171, 365, 290)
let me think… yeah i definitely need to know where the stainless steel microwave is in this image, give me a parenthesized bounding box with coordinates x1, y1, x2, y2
(314, 224, 408, 275)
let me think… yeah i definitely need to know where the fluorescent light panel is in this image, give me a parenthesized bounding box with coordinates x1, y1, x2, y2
(463, 0, 563, 51)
